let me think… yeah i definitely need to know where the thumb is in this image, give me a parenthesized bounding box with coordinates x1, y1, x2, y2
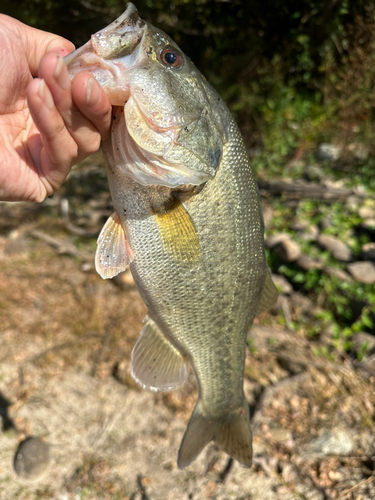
(20, 20, 75, 75)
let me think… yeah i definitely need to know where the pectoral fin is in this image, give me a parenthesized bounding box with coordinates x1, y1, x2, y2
(155, 199, 200, 263)
(256, 268, 279, 315)
(131, 317, 189, 391)
(95, 211, 134, 279)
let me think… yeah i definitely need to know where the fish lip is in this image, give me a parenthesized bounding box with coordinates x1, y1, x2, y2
(64, 3, 146, 103)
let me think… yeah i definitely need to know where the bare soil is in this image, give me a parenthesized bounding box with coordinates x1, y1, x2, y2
(0, 153, 374, 499)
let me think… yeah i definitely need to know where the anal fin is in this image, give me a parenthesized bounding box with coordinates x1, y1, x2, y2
(131, 318, 189, 392)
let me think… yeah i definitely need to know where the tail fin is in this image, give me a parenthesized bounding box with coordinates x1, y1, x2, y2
(177, 398, 252, 469)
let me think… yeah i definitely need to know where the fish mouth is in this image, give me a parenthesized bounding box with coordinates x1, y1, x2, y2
(64, 2, 146, 105)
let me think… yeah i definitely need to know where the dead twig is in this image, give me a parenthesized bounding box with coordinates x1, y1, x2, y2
(30, 229, 92, 262)
(341, 472, 375, 497)
(257, 179, 371, 200)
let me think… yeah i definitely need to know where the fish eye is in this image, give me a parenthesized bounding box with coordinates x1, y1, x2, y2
(160, 47, 183, 69)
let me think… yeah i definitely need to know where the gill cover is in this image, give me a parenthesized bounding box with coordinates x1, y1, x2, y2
(65, 2, 224, 188)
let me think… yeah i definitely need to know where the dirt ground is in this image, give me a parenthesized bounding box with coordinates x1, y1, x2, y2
(0, 153, 374, 499)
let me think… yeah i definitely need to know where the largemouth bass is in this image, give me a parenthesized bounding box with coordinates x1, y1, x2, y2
(65, 3, 278, 469)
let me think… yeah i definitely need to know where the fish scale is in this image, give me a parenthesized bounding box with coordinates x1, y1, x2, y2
(65, 2, 278, 469)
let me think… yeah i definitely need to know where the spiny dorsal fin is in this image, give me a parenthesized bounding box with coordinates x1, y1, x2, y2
(95, 210, 134, 279)
(154, 199, 200, 262)
(256, 268, 279, 315)
(131, 317, 189, 392)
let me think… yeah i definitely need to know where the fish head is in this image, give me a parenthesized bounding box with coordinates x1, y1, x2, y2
(64, 3, 225, 187)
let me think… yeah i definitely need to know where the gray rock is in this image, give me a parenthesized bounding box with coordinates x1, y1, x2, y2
(13, 437, 50, 481)
(316, 143, 341, 161)
(306, 429, 354, 456)
(324, 266, 353, 282)
(352, 332, 375, 356)
(262, 202, 274, 229)
(319, 218, 333, 231)
(361, 242, 375, 261)
(347, 261, 375, 284)
(317, 234, 352, 262)
(271, 274, 293, 295)
(273, 238, 301, 262)
(345, 195, 362, 211)
(265, 233, 290, 249)
(361, 218, 375, 230)
(296, 254, 323, 271)
(347, 142, 370, 161)
(304, 164, 325, 182)
(359, 206, 375, 219)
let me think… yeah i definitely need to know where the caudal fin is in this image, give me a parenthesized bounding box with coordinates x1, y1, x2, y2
(177, 399, 252, 469)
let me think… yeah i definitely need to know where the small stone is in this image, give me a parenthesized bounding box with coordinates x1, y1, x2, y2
(347, 261, 375, 284)
(307, 429, 354, 456)
(112, 269, 136, 290)
(359, 206, 375, 219)
(345, 195, 362, 211)
(265, 233, 289, 249)
(13, 437, 50, 481)
(303, 164, 325, 182)
(261, 202, 274, 229)
(361, 218, 375, 230)
(271, 274, 293, 295)
(352, 332, 375, 355)
(319, 217, 333, 230)
(316, 143, 341, 161)
(361, 243, 375, 261)
(317, 234, 352, 262)
(296, 254, 323, 271)
(324, 266, 353, 282)
(273, 238, 301, 262)
(347, 142, 370, 161)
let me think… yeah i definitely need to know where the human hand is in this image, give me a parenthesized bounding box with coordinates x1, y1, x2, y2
(0, 15, 112, 202)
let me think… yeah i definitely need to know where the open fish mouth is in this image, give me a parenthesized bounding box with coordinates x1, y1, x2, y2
(64, 3, 146, 105)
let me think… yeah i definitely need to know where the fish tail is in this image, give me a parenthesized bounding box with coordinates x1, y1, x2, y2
(177, 398, 252, 469)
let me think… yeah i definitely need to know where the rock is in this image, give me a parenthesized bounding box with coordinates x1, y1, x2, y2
(347, 142, 370, 161)
(303, 164, 325, 182)
(262, 202, 274, 229)
(361, 218, 375, 230)
(352, 332, 375, 356)
(361, 242, 375, 261)
(305, 429, 354, 456)
(273, 238, 301, 262)
(345, 195, 362, 211)
(291, 220, 319, 241)
(319, 218, 333, 231)
(265, 233, 290, 249)
(317, 234, 352, 262)
(13, 437, 50, 481)
(316, 143, 341, 161)
(359, 206, 375, 219)
(296, 254, 323, 271)
(324, 266, 353, 282)
(271, 274, 293, 295)
(347, 261, 375, 284)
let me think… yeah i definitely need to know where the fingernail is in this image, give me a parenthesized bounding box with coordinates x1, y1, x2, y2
(86, 77, 100, 104)
(54, 54, 71, 89)
(38, 79, 54, 109)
